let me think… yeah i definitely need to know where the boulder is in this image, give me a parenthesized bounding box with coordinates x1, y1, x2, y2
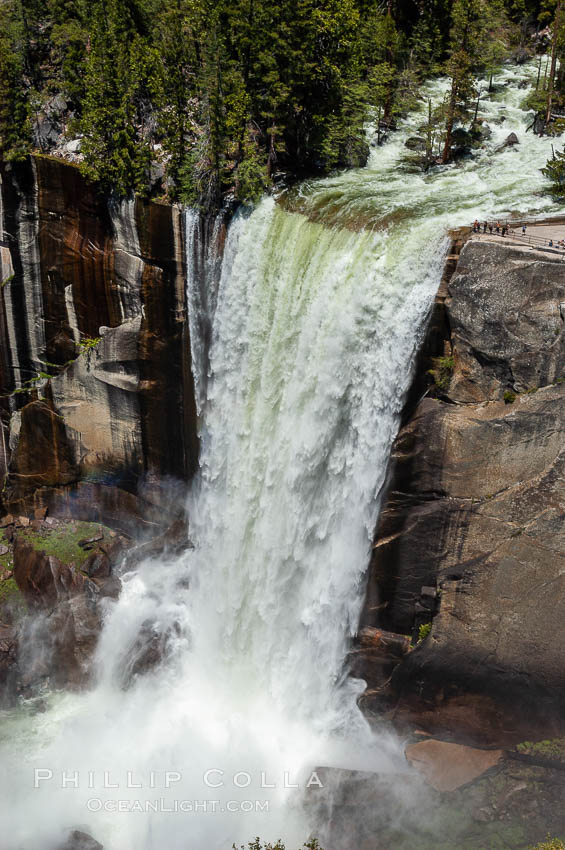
(12, 522, 130, 687)
(470, 120, 492, 142)
(13, 540, 64, 608)
(512, 47, 530, 65)
(348, 627, 411, 689)
(59, 831, 103, 850)
(405, 740, 503, 792)
(149, 160, 166, 192)
(405, 136, 426, 151)
(122, 516, 189, 569)
(503, 132, 519, 146)
(0, 623, 18, 704)
(32, 95, 68, 151)
(451, 127, 474, 151)
(343, 137, 370, 169)
(64, 138, 82, 155)
(533, 113, 546, 135)
(7, 399, 78, 501)
(117, 617, 180, 686)
(316, 754, 565, 849)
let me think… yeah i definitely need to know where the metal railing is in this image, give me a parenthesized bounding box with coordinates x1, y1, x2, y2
(507, 231, 565, 250)
(471, 217, 565, 252)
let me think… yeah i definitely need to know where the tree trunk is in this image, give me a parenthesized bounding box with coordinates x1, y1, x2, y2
(543, 57, 549, 90)
(442, 79, 457, 164)
(267, 119, 276, 177)
(546, 0, 561, 124)
(425, 99, 433, 160)
(243, 0, 254, 87)
(473, 91, 481, 123)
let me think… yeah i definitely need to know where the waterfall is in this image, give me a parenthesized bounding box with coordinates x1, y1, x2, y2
(185, 210, 228, 415)
(0, 60, 560, 850)
(184, 198, 441, 734)
(0, 196, 441, 850)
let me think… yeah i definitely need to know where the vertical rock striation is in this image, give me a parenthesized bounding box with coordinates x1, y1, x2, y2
(0, 156, 201, 528)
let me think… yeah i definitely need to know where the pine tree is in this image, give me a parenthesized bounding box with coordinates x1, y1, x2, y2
(368, 62, 394, 144)
(235, 134, 270, 204)
(543, 143, 565, 193)
(152, 0, 201, 198)
(79, 0, 152, 195)
(441, 0, 490, 163)
(0, 0, 519, 203)
(47, 0, 89, 107)
(545, 0, 563, 122)
(410, 0, 451, 73)
(0, 0, 30, 160)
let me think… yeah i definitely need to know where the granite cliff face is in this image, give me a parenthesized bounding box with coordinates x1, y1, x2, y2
(0, 156, 203, 531)
(361, 238, 565, 744)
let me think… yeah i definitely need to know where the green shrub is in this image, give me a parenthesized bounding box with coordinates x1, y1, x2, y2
(503, 390, 516, 404)
(436, 355, 454, 370)
(530, 837, 565, 850)
(517, 738, 565, 760)
(522, 88, 546, 115)
(79, 336, 102, 352)
(233, 841, 322, 850)
(235, 143, 271, 206)
(418, 622, 432, 642)
(17, 521, 111, 569)
(0, 577, 18, 605)
(428, 355, 455, 393)
(0, 577, 26, 621)
(177, 145, 214, 209)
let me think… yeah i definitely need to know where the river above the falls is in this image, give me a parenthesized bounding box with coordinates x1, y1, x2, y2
(288, 61, 559, 231)
(0, 60, 562, 850)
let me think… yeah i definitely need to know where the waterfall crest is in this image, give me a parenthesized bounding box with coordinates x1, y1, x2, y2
(185, 198, 441, 734)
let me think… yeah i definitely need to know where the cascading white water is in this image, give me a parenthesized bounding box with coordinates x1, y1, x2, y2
(0, 60, 562, 850)
(185, 210, 228, 415)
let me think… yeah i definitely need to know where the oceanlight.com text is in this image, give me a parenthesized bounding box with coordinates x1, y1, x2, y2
(85, 798, 271, 814)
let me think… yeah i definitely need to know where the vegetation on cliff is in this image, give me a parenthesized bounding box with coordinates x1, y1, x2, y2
(0, 0, 551, 206)
(543, 140, 565, 192)
(235, 841, 322, 850)
(16, 520, 116, 569)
